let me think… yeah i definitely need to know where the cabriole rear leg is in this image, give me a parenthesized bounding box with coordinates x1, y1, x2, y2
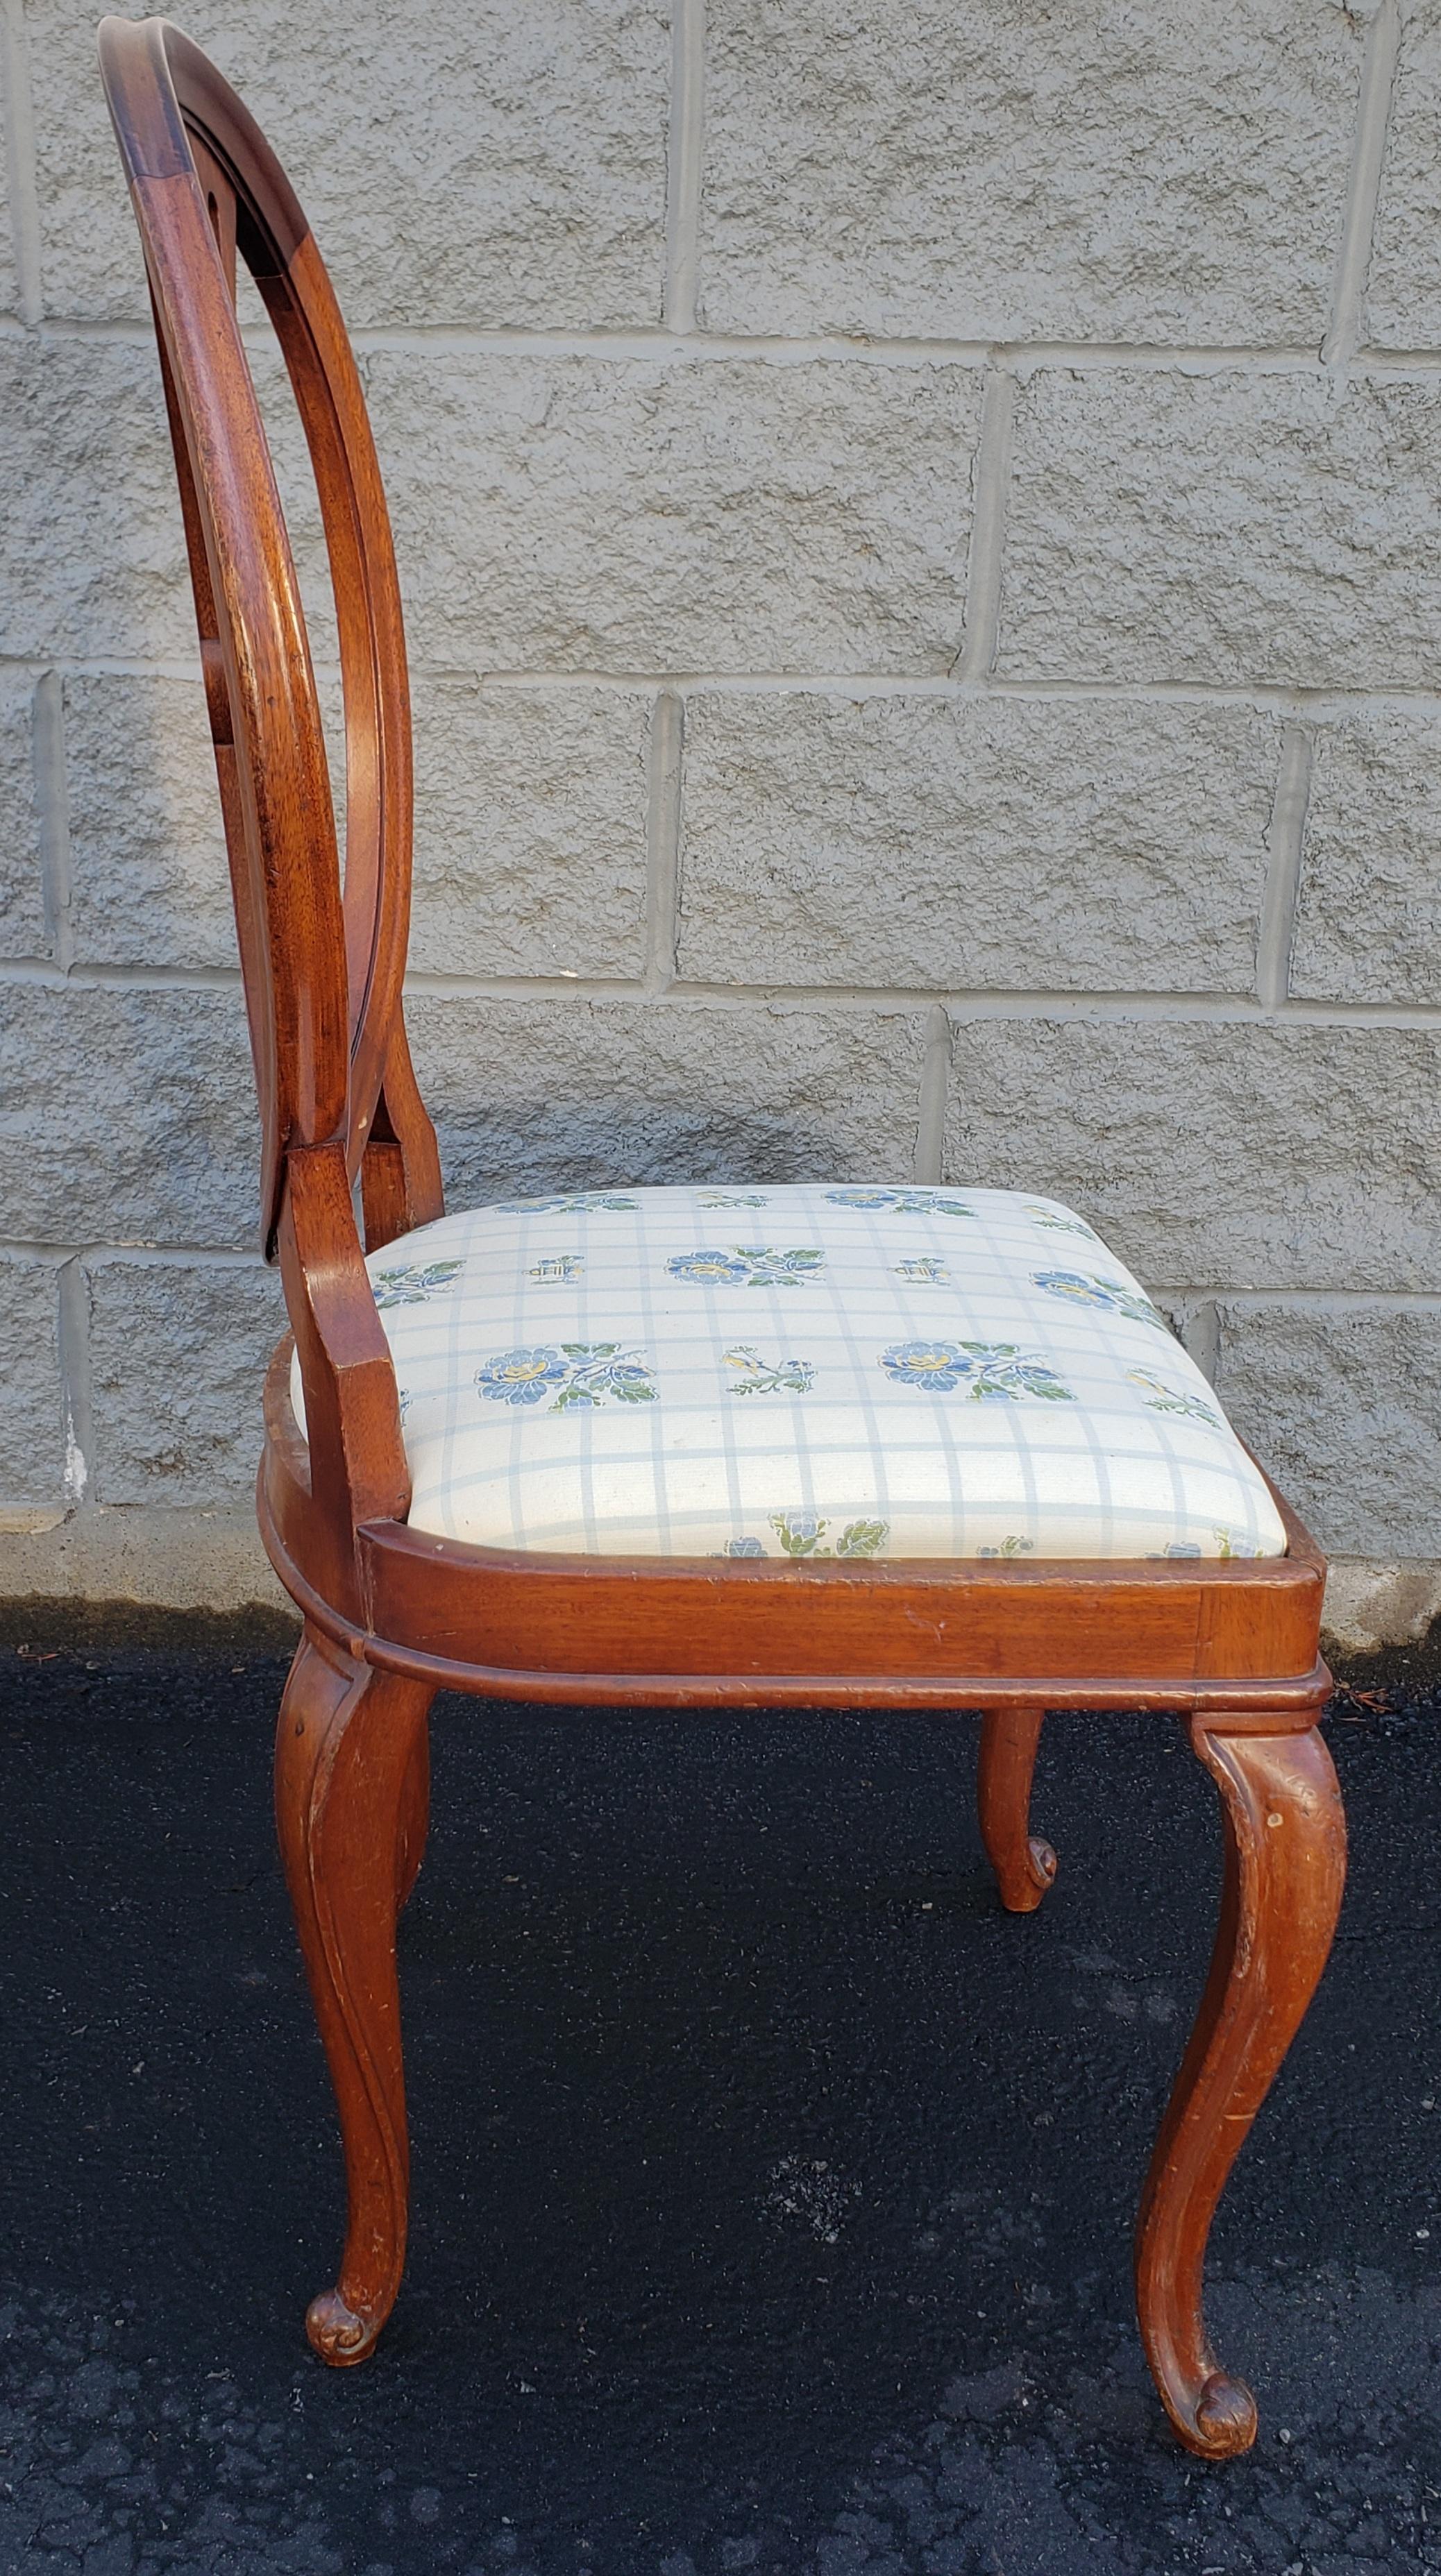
(977, 1704, 1057, 1912)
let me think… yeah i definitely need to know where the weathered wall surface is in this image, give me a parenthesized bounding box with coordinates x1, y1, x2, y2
(1, 0, 1438, 1627)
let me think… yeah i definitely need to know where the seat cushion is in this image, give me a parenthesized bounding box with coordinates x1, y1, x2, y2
(289, 1183, 1286, 1561)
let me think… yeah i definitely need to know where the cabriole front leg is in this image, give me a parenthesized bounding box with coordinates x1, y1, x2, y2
(1135, 1720, 1346, 2458)
(274, 1625, 435, 2366)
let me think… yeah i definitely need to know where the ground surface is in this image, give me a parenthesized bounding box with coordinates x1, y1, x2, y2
(1, 1634, 1439, 2576)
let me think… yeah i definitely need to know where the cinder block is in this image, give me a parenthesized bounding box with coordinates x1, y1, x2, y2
(65, 676, 233, 969)
(943, 1015, 1441, 1292)
(677, 693, 1280, 992)
(405, 995, 932, 1204)
(700, 0, 1363, 346)
(1000, 370, 1441, 690)
(0, 1261, 63, 1509)
(0, 675, 48, 959)
(0, 339, 192, 662)
(1215, 1300, 1441, 1557)
(29, 0, 668, 329)
(0, 108, 20, 323)
(1368, 11, 1441, 350)
(0, 985, 258, 1251)
(86, 1257, 285, 1507)
(1290, 705, 1441, 1004)
(409, 681, 650, 978)
(365, 353, 980, 675)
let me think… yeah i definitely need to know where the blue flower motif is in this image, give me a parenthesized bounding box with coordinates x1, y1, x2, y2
(766, 1511, 889, 1559)
(879, 1339, 974, 1392)
(475, 1341, 657, 1412)
(667, 1250, 753, 1285)
(553, 1344, 657, 1409)
(825, 1187, 976, 1217)
(475, 1346, 570, 1406)
(775, 1509, 824, 1549)
(489, 1192, 638, 1214)
(1032, 1269, 1168, 1330)
(668, 1246, 825, 1289)
(880, 1339, 1074, 1403)
(722, 1535, 767, 1557)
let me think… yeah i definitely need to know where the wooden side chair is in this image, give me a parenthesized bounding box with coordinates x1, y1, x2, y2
(99, 17, 1347, 2460)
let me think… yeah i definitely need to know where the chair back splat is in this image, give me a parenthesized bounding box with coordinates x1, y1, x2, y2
(99, 15, 442, 1595)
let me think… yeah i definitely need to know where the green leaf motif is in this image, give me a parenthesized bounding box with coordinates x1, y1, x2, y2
(1126, 1368, 1222, 1427)
(372, 1259, 464, 1310)
(723, 1344, 814, 1398)
(768, 1511, 889, 1559)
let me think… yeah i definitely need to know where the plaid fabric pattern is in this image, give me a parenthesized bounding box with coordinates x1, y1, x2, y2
(289, 1183, 1287, 1561)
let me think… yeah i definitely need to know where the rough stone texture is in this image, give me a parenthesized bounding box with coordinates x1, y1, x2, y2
(1322, 1554, 1441, 1655)
(1216, 1300, 1441, 1557)
(5, 4, 1440, 1598)
(1367, 6, 1441, 351)
(0, 93, 20, 323)
(1290, 704, 1441, 1005)
(407, 996, 932, 1206)
(700, 0, 1365, 346)
(0, 1262, 63, 1509)
(0, 338, 192, 663)
(410, 682, 651, 978)
(0, 673, 47, 960)
(85, 1258, 284, 1507)
(364, 354, 980, 675)
(64, 676, 233, 969)
(29, 0, 668, 330)
(943, 1016, 1441, 1293)
(0, 1502, 292, 1611)
(1001, 370, 1441, 689)
(677, 694, 1281, 992)
(0, 985, 258, 1251)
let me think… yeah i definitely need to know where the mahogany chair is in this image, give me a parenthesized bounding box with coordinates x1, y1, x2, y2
(99, 17, 1346, 2460)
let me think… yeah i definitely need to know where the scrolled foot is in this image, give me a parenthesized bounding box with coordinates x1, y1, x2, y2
(1193, 2371, 1258, 2459)
(305, 2287, 387, 2368)
(977, 1708, 1056, 1913)
(1020, 1834, 1059, 1906)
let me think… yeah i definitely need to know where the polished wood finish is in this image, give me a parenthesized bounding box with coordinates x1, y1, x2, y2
(977, 1707, 1056, 1913)
(100, 19, 1347, 2455)
(274, 1627, 435, 2366)
(1136, 1723, 1347, 2455)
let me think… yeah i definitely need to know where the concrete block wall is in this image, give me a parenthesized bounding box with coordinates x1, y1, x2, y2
(2, 0, 1439, 1641)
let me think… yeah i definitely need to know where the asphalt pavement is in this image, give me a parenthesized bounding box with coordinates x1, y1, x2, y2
(1, 1616, 1439, 2576)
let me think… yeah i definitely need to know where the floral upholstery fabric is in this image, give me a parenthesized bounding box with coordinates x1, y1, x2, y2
(289, 1183, 1287, 1561)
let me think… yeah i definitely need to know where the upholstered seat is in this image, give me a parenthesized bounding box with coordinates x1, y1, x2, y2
(290, 1182, 1286, 1561)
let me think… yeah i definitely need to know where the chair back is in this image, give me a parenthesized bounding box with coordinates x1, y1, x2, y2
(99, 17, 440, 1260)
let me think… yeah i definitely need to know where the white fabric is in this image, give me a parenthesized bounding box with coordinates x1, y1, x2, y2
(289, 1183, 1287, 1561)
